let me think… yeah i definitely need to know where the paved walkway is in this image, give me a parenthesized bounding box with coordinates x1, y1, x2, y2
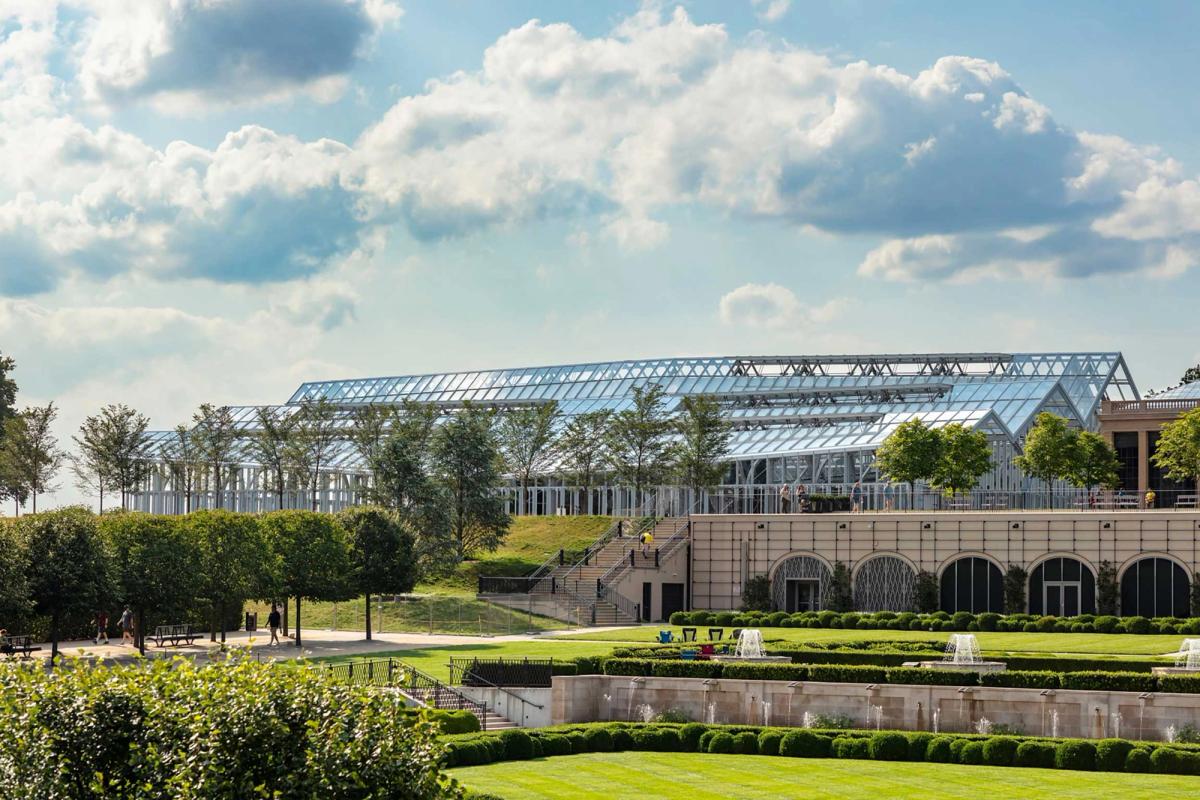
(9, 625, 642, 665)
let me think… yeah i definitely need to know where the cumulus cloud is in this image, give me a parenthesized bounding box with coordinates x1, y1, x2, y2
(718, 283, 846, 329)
(751, 0, 791, 23)
(75, 0, 402, 110)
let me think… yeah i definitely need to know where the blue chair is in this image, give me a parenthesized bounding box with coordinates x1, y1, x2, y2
(680, 649, 697, 661)
(658, 630, 674, 644)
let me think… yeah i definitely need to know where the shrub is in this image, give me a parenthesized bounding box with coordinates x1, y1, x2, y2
(833, 737, 870, 759)
(1150, 746, 1182, 774)
(1022, 622, 1038, 632)
(679, 723, 707, 751)
(733, 732, 759, 755)
(1122, 616, 1151, 635)
(868, 732, 909, 761)
(707, 732, 735, 754)
(1125, 748, 1151, 773)
(885, 667, 978, 687)
(906, 732, 933, 761)
(741, 575, 772, 612)
(948, 739, 970, 760)
(603, 658, 656, 677)
(565, 731, 589, 754)
(540, 734, 573, 757)
(652, 708, 691, 724)
(434, 710, 482, 734)
(958, 741, 985, 765)
(583, 728, 614, 752)
(530, 737, 544, 758)
(714, 611, 737, 627)
(807, 665, 888, 683)
(924, 736, 953, 762)
(669, 611, 691, 626)
(498, 730, 534, 761)
(767, 611, 788, 627)
(1012, 741, 1052, 769)
(817, 610, 838, 628)
(611, 728, 635, 751)
(951, 611, 974, 630)
(720, 663, 808, 682)
(976, 612, 1001, 631)
(698, 731, 716, 752)
(1036, 615, 1058, 632)
(652, 660, 723, 679)
(656, 727, 683, 751)
(780, 730, 830, 758)
(758, 731, 783, 756)
(1093, 615, 1120, 633)
(692, 611, 714, 626)
(981, 670, 1061, 690)
(1055, 740, 1096, 771)
(1157, 675, 1200, 694)
(1060, 671, 1156, 693)
(982, 736, 1018, 767)
(841, 613, 861, 629)
(1095, 738, 1132, 772)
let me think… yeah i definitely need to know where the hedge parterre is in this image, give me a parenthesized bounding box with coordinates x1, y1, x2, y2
(669, 609, 1200, 635)
(442, 722, 1200, 777)
(599, 658, 1200, 694)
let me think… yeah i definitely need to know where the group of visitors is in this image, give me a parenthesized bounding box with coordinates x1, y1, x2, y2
(778, 481, 897, 513)
(90, 606, 135, 646)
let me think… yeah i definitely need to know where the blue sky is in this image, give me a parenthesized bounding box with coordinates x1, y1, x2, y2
(1, 1, 1198, 509)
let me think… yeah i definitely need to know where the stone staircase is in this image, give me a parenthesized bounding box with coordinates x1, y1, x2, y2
(401, 684, 518, 731)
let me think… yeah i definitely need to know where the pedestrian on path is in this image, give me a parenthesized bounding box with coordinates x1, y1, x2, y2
(268, 604, 282, 646)
(883, 482, 895, 511)
(119, 606, 134, 646)
(779, 484, 791, 513)
(639, 529, 653, 557)
(851, 481, 864, 513)
(93, 610, 109, 645)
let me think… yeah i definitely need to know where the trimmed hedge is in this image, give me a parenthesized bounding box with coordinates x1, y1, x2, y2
(668, 609, 1200, 636)
(1055, 740, 1097, 771)
(868, 732, 909, 761)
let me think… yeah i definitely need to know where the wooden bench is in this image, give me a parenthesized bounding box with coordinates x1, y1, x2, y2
(0, 634, 41, 659)
(153, 624, 199, 648)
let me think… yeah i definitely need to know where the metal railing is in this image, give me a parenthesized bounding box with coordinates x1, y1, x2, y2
(449, 658, 553, 695)
(325, 657, 493, 729)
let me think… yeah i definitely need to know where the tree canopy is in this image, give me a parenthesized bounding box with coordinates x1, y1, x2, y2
(1067, 430, 1121, 490)
(1, 404, 65, 513)
(187, 509, 272, 642)
(930, 423, 992, 496)
(874, 418, 943, 490)
(262, 510, 353, 647)
(1152, 407, 1200, 486)
(339, 506, 416, 640)
(606, 384, 673, 505)
(1013, 412, 1078, 488)
(430, 405, 509, 560)
(496, 401, 560, 496)
(672, 395, 732, 497)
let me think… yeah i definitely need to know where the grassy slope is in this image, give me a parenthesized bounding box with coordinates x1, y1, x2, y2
(419, 516, 613, 594)
(448, 752, 1191, 800)
(308, 640, 624, 681)
(551, 624, 1183, 657)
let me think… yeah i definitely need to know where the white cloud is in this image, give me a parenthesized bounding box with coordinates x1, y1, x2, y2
(1092, 177, 1200, 241)
(751, 0, 791, 23)
(718, 282, 846, 329)
(74, 0, 402, 111)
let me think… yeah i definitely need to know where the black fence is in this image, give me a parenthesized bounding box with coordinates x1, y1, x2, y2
(449, 657, 556, 688)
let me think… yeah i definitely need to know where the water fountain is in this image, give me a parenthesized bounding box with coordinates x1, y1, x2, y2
(712, 629, 791, 663)
(1049, 708, 1059, 738)
(801, 711, 815, 729)
(913, 633, 1006, 673)
(706, 702, 717, 724)
(1166, 724, 1178, 744)
(975, 717, 993, 735)
(761, 700, 772, 727)
(1154, 638, 1200, 674)
(636, 703, 654, 723)
(870, 704, 884, 731)
(1110, 711, 1122, 739)
(931, 708, 940, 733)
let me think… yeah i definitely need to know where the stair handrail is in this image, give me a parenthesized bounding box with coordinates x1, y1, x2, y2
(389, 659, 493, 730)
(540, 516, 653, 593)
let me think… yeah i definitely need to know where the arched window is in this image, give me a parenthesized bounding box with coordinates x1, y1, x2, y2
(1120, 558, 1190, 618)
(853, 556, 917, 612)
(940, 557, 1003, 613)
(1029, 557, 1096, 616)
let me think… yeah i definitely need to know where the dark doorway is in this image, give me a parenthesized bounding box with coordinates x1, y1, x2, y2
(661, 583, 685, 621)
(641, 582, 652, 621)
(939, 557, 1004, 613)
(1029, 557, 1095, 616)
(785, 579, 820, 613)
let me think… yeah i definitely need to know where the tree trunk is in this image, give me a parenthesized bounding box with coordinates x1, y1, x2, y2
(210, 607, 217, 642)
(282, 598, 289, 637)
(219, 601, 226, 644)
(31, 492, 37, 514)
(50, 611, 58, 663)
(365, 593, 372, 641)
(137, 608, 146, 655)
(295, 597, 302, 647)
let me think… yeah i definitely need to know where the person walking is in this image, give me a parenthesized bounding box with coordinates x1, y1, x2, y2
(119, 605, 135, 647)
(883, 482, 895, 511)
(93, 610, 109, 645)
(851, 480, 864, 513)
(639, 528, 653, 557)
(779, 484, 791, 513)
(795, 484, 808, 512)
(268, 604, 282, 646)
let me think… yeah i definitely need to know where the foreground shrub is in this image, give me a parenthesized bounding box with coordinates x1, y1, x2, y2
(1125, 747, 1152, 773)
(925, 736, 953, 762)
(833, 737, 870, 759)
(565, 731, 589, 754)
(0, 657, 447, 799)
(758, 731, 782, 756)
(1150, 746, 1181, 774)
(906, 732, 933, 761)
(1014, 741, 1054, 769)
(583, 728, 614, 752)
(1055, 740, 1096, 771)
(707, 732, 735, 754)
(780, 730, 830, 758)
(1095, 738, 1132, 771)
(733, 732, 759, 755)
(498, 730, 534, 761)
(540, 734, 573, 757)
(679, 722, 707, 751)
(982, 736, 1018, 767)
(868, 732, 908, 761)
(958, 741, 985, 765)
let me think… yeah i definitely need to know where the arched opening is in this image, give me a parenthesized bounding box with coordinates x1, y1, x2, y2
(940, 556, 1003, 613)
(853, 555, 917, 612)
(770, 555, 832, 613)
(1120, 558, 1190, 618)
(1029, 557, 1096, 616)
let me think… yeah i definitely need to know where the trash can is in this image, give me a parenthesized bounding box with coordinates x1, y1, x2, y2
(245, 612, 258, 632)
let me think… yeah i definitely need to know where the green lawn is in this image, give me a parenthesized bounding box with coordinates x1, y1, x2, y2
(552, 625, 1182, 657)
(247, 596, 571, 636)
(307, 640, 624, 682)
(448, 752, 1193, 799)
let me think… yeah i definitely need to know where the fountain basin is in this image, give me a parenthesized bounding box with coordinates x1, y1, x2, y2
(1152, 666, 1200, 676)
(711, 654, 792, 663)
(907, 659, 1007, 673)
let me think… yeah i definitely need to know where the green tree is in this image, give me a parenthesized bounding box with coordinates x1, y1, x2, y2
(20, 507, 111, 660)
(347, 405, 397, 476)
(826, 561, 854, 612)
(672, 395, 732, 504)
(0, 521, 30, 629)
(160, 424, 201, 513)
(191, 404, 238, 509)
(1013, 412, 1078, 492)
(430, 404, 510, 560)
(246, 406, 297, 510)
(188, 510, 269, 643)
(100, 513, 202, 654)
(874, 418, 943, 503)
(930, 423, 992, 497)
(1068, 431, 1121, 491)
(1181, 365, 1200, 385)
(70, 404, 152, 511)
(607, 384, 673, 511)
(1, 404, 65, 513)
(262, 510, 353, 647)
(913, 570, 939, 613)
(740, 575, 772, 612)
(368, 431, 454, 580)
(557, 409, 612, 512)
(286, 399, 342, 511)
(1003, 564, 1028, 614)
(1152, 407, 1200, 488)
(1097, 560, 1119, 615)
(496, 401, 560, 512)
(339, 506, 416, 640)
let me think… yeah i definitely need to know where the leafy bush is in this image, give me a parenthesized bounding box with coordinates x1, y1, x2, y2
(499, 730, 535, 760)
(1093, 615, 1120, 633)
(1125, 747, 1151, 773)
(758, 731, 782, 756)
(733, 732, 759, 754)
(698, 730, 716, 751)
(1012, 741, 1054, 769)
(1060, 671, 1156, 693)
(948, 738, 970, 761)
(540, 734, 573, 757)
(707, 732, 735, 754)
(806, 665, 888, 683)
(1150, 746, 1181, 774)
(565, 731, 589, 754)
(807, 713, 854, 729)
(780, 730, 831, 758)
(714, 611, 737, 627)
(652, 660, 723, 679)
(583, 728, 613, 752)
(610, 728, 635, 751)
(868, 732, 909, 761)
(679, 722, 707, 751)
(652, 708, 691, 724)
(906, 732, 933, 761)
(958, 741, 985, 765)
(1122, 616, 1151, 635)
(1095, 738, 1132, 772)
(1055, 740, 1096, 771)
(980, 670, 1061, 689)
(669, 611, 690, 625)
(603, 658, 656, 676)
(721, 663, 808, 681)
(1158, 675, 1200, 694)
(885, 667, 978, 686)
(924, 736, 953, 762)
(432, 709, 481, 734)
(833, 737, 871, 759)
(976, 612, 1001, 631)
(741, 575, 773, 612)
(982, 736, 1018, 767)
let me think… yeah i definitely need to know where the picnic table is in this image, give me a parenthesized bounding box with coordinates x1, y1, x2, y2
(0, 634, 40, 659)
(153, 624, 200, 648)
